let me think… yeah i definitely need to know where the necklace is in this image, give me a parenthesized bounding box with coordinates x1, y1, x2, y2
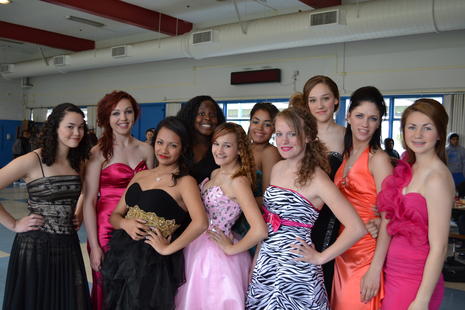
(154, 170, 178, 182)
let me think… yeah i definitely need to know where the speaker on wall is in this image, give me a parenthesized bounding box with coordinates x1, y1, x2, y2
(230, 68, 281, 85)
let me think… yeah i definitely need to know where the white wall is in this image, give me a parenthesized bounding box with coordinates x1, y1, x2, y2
(14, 29, 465, 110)
(0, 79, 25, 120)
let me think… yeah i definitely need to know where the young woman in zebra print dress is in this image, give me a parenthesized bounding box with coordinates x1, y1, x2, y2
(246, 107, 366, 309)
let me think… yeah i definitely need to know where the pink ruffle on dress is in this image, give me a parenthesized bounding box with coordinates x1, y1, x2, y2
(378, 159, 444, 310)
(175, 179, 251, 310)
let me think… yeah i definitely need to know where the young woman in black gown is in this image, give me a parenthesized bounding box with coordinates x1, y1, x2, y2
(176, 95, 225, 184)
(101, 116, 208, 310)
(0, 103, 91, 310)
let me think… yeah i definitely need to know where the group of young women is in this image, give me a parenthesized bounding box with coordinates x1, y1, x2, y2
(0, 75, 454, 310)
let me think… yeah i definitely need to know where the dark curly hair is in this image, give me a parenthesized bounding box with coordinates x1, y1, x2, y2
(97, 91, 140, 161)
(343, 86, 386, 157)
(153, 116, 191, 185)
(275, 107, 330, 186)
(213, 122, 256, 190)
(176, 95, 226, 142)
(40, 103, 90, 172)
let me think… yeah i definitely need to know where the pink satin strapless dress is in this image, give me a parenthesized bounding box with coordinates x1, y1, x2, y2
(89, 161, 147, 310)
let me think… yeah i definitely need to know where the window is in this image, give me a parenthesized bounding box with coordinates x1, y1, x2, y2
(221, 100, 289, 133)
(31, 107, 88, 122)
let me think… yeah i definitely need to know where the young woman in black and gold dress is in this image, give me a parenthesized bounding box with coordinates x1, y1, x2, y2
(101, 116, 208, 310)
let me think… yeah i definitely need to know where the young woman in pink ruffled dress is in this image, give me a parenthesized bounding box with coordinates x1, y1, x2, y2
(376, 99, 454, 310)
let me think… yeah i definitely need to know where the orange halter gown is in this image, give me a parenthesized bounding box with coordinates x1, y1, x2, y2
(331, 147, 383, 310)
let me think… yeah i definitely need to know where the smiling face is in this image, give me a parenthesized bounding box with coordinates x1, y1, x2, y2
(109, 98, 135, 136)
(249, 109, 274, 144)
(194, 100, 219, 137)
(57, 111, 85, 149)
(212, 132, 239, 167)
(154, 127, 182, 166)
(404, 111, 438, 156)
(347, 101, 381, 144)
(274, 116, 305, 161)
(307, 83, 339, 123)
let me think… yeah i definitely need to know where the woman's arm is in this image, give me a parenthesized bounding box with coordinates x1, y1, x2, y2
(209, 176, 268, 255)
(82, 147, 105, 271)
(360, 150, 393, 302)
(145, 175, 208, 255)
(0, 152, 44, 232)
(409, 172, 453, 309)
(292, 168, 366, 264)
(140, 140, 155, 169)
(73, 194, 84, 230)
(261, 146, 281, 195)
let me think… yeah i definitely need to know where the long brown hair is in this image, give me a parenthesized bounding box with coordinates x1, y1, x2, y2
(96, 91, 140, 161)
(275, 107, 330, 186)
(212, 122, 256, 190)
(401, 98, 448, 164)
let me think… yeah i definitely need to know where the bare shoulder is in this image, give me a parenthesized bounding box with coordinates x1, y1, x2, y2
(263, 144, 280, 158)
(210, 168, 220, 179)
(232, 175, 251, 188)
(334, 124, 346, 136)
(133, 168, 151, 179)
(370, 148, 392, 168)
(89, 145, 105, 163)
(424, 163, 455, 198)
(5, 151, 47, 181)
(135, 139, 153, 155)
(13, 151, 42, 170)
(177, 175, 199, 191)
(311, 167, 333, 187)
(271, 159, 286, 171)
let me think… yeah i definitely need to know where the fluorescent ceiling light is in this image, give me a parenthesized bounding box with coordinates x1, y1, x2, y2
(0, 0, 12, 4)
(66, 15, 105, 28)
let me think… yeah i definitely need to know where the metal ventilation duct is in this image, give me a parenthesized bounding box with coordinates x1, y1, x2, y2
(2, 0, 465, 79)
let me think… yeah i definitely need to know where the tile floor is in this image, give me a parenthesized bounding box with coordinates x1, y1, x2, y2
(0, 185, 464, 309)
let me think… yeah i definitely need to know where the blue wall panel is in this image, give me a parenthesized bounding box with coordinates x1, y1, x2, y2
(0, 120, 22, 168)
(131, 103, 165, 141)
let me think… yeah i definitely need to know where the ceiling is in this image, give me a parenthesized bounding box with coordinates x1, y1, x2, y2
(0, 0, 348, 64)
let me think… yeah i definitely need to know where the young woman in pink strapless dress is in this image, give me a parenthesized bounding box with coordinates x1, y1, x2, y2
(176, 123, 268, 310)
(83, 91, 154, 310)
(376, 99, 454, 310)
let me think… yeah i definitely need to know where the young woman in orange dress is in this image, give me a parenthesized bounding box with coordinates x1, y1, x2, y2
(331, 86, 392, 310)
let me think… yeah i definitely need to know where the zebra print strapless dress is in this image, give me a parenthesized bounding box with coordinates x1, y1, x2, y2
(246, 185, 329, 310)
